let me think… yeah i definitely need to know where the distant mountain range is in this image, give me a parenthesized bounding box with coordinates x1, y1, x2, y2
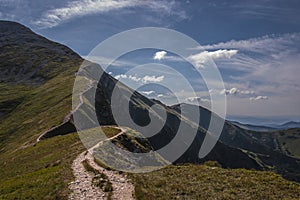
(231, 121, 300, 132)
(0, 20, 300, 198)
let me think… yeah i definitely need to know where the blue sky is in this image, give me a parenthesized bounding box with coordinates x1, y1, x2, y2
(1, 0, 300, 124)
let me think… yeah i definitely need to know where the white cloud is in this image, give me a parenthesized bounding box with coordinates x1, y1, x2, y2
(228, 87, 238, 95)
(201, 33, 300, 54)
(239, 90, 255, 95)
(115, 74, 141, 82)
(157, 94, 164, 98)
(114, 74, 164, 83)
(115, 74, 127, 80)
(186, 97, 210, 103)
(153, 51, 167, 60)
(220, 87, 238, 95)
(187, 49, 238, 68)
(142, 75, 164, 83)
(141, 90, 155, 95)
(219, 87, 255, 95)
(33, 0, 186, 28)
(250, 96, 268, 101)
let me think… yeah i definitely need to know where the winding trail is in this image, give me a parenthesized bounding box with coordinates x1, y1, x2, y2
(36, 76, 95, 143)
(88, 126, 127, 152)
(68, 152, 106, 200)
(68, 127, 135, 200)
(35, 73, 134, 199)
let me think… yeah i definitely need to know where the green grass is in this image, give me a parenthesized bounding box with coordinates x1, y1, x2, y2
(247, 128, 300, 159)
(130, 162, 300, 200)
(0, 69, 78, 151)
(102, 126, 121, 138)
(276, 129, 300, 158)
(0, 57, 83, 199)
(0, 134, 84, 199)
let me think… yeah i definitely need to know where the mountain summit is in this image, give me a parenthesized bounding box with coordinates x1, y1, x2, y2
(0, 20, 80, 84)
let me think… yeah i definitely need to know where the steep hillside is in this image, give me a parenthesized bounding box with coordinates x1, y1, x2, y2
(231, 121, 277, 132)
(76, 64, 262, 171)
(231, 121, 300, 132)
(171, 103, 300, 182)
(0, 21, 84, 198)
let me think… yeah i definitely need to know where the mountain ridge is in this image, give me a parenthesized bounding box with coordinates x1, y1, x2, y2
(0, 20, 300, 199)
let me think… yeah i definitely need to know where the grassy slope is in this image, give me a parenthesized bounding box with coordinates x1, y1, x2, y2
(278, 128, 300, 158)
(131, 162, 300, 200)
(247, 128, 300, 159)
(0, 134, 84, 199)
(0, 61, 84, 199)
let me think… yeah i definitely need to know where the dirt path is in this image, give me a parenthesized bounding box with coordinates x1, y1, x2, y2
(68, 152, 106, 200)
(69, 127, 135, 200)
(36, 76, 95, 143)
(88, 126, 127, 152)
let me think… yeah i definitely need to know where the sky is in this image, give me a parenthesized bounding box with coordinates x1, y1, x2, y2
(1, 0, 300, 124)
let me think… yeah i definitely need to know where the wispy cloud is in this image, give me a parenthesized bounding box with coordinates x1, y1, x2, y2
(114, 74, 164, 84)
(200, 32, 300, 117)
(249, 96, 268, 101)
(219, 87, 254, 96)
(201, 33, 300, 54)
(141, 90, 155, 95)
(229, 2, 300, 24)
(186, 96, 210, 103)
(33, 0, 186, 28)
(142, 75, 164, 83)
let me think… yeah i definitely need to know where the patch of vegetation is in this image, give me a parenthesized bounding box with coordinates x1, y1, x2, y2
(94, 157, 113, 171)
(130, 163, 300, 200)
(102, 126, 121, 138)
(93, 128, 169, 173)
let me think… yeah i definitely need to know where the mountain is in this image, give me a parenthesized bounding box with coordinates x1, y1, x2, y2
(0, 21, 300, 199)
(271, 121, 300, 129)
(0, 21, 80, 85)
(232, 120, 300, 132)
(231, 121, 277, 132)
